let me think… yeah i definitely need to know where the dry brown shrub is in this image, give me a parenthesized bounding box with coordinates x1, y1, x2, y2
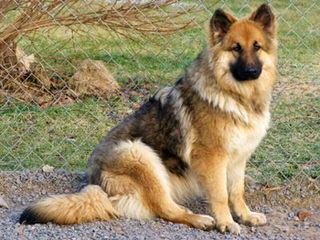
(0, 0, 204, 106)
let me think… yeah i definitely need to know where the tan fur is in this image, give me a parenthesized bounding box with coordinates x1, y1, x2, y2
(97, 140, 215, 229)
(20, 4, 277, 235)
(29, 185, 117, 224)
(187, 7, 276, 233)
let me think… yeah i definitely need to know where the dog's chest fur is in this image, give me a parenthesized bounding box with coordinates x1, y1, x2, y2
(226, 110, 270, 164)
(177, 85, 271, 166)
(164, 87, 271, 200)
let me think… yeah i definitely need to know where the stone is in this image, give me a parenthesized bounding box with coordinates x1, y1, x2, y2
(0, 196, 9, 208)
(69, 59, 119, 96)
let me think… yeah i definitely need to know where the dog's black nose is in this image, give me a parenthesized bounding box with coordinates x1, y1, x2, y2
(245, 66, 257, 75)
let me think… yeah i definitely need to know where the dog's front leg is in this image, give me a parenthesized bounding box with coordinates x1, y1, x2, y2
(192, 147, 241, 234)
(227, 158, 267, 226)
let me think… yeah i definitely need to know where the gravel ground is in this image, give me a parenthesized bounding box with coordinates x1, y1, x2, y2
(0, 170, 319, 240)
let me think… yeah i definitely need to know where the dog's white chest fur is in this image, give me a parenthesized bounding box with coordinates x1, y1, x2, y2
(228, 110, 270, 163)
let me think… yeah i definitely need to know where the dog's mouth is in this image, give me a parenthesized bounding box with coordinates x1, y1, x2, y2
(231, 70, 262, 81)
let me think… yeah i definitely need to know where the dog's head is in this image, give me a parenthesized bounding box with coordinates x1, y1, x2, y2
(208, 4, 277, 96)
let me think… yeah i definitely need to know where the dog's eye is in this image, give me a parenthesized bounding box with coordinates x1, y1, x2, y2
(253, 41, 261, 51)
(232, 43, 242, 53)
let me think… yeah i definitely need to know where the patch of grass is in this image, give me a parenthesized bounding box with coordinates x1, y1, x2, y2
(248, 69, 319, 184)
(0, 97, 132, 170)
(1, 1, 319, 184)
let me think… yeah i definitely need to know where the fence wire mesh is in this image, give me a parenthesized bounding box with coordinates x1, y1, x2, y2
(0, 0, 319, 187)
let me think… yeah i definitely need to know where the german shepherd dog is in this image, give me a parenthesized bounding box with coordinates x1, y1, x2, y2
(20, 4, 277, 234)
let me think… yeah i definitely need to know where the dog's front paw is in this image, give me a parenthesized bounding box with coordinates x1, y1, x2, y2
(240, 212, 267, 226)
(216, 220, 241, 235)
(188, 214, 215, 231)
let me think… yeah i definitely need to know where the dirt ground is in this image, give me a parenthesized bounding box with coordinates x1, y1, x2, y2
(0, 170, 319, 240)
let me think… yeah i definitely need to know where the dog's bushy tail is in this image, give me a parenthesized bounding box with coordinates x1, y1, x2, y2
(19, 185, 118, 225)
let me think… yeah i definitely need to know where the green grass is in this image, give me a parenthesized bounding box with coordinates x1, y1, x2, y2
(1, 1, 319, 185)
(0, 96, 134, 170)
(248, 88, 319, 184)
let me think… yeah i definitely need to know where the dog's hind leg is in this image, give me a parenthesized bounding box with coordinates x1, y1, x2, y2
(99, 140, 215, 230)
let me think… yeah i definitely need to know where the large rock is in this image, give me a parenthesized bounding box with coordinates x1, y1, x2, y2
(69, 59, 119, 96)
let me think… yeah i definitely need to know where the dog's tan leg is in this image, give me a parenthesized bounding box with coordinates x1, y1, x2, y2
(192, 147, 240, 234)
(103, 140, 215, 230)
(227, 159, 266, 226)
(141, 181, 215, 231)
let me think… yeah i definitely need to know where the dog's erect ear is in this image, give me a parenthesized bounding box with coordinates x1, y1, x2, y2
(210, 9, 237, 40)
(249, 4, 276, 36)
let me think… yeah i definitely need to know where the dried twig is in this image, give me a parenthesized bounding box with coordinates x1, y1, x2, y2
(0, 0, 201, 42)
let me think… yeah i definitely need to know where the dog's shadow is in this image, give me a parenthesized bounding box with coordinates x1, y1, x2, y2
(183, 197, 211, 215)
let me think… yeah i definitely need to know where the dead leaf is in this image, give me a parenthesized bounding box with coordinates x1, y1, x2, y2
(297, 210, 311, 221)
(16, 46, 35, 74)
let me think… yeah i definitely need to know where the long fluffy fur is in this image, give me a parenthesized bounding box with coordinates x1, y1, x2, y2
(20, 4, 277, 234)
(19, 185, 117, 224)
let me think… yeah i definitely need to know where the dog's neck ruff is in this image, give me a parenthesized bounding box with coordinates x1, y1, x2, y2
(192, 74, 250, 124)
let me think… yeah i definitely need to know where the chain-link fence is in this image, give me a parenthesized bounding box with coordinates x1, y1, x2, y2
(0, 0, 319, 187)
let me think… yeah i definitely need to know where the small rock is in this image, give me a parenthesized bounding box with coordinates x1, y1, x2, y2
(66, 138, 76, 143)
(15, 225, 24, 233)
(0, 196, 9, 208)
(281, 226, 289, 232)
(37, 175, 45, 182)
(263, 207, 272, 214)
(42, 165, 54, 172)
(113, 226, 122, 232)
